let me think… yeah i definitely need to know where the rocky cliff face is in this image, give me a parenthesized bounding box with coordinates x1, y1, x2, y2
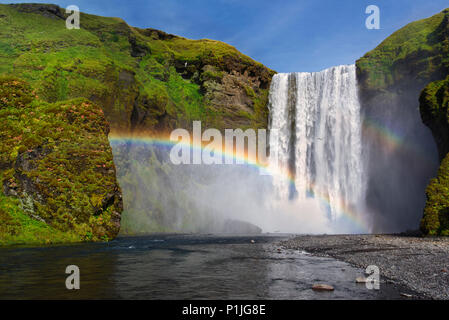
(0, 77, 122, 244)
(419, 77, 449, 235)
(0, 3, 275, 134)
(356, 8, 449, 233)
(0, 3, 274, 242)
(420, 76, 449, 160)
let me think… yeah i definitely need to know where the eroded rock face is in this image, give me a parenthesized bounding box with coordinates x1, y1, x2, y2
(0, 78, 123, 243)
(1, 3, 275, 135)
(10, 3, 65, 20)
(420, 77, 449, 161)
(200, 65, 264, 127)
(419, 77, 449, 235)
(124, 42, 275, 132)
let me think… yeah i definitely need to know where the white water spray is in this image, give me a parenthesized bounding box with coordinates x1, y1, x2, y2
(268, 65, 368, 228)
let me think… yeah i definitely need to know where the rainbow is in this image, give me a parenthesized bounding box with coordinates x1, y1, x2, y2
(363, 118, 404, 151)
(362, 117, 434, 162)
(109, 133, 370, 232)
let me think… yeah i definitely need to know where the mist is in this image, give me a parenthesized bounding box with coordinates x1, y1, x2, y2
(110, 67, 441, 236)
(360, 82, 440, 233)
(111, 141, 364, 235)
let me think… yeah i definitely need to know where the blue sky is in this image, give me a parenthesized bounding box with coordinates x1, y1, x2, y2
(2, 0, 449, 72)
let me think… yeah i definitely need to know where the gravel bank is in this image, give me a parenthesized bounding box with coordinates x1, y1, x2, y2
(279, 235, 449, 300)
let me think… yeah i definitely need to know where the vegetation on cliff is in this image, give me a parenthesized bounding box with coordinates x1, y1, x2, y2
(419, 77, 449, 235)
(357, 8, 449, 95)
(420, 154, 449, 235)
(0, 3, 275, 133)
(0, 77, 122, 245)
(0, 3, 275, 240)
(356, 7, 449, 234)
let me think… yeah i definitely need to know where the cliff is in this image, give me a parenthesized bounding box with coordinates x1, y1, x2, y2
(419, 77, 449, 235)
(0, 3, 275, 242)
(356, 8, 449, 234)
(0, 77, 122, 245)
(0, 3, 275, 134)
(357, 8, 449, 97)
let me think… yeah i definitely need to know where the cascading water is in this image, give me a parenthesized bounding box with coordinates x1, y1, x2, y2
(113, 64, 369, 234)
(268, 65, 368, 228)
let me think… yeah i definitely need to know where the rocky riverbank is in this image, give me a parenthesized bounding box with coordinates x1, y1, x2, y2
(279, 235, 449, 300)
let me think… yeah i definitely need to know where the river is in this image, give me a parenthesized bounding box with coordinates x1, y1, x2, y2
(0, 234, 409, 299)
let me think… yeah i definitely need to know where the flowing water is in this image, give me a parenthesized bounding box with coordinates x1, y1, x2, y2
(0, 235, 409, 299)
(268, 65, 368, 230)
(108, 65, 369, 235)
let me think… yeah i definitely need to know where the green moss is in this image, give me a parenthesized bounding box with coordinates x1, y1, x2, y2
(357, 8, 449, 92)
(421, 153, 449, 235)
(0, 3, 274, 133)
(419, 77, 449, 235)
(0, 193, 81, 245)
(420, 76, 449, 122)
(0, 3, 275, 237)
(0, 77, 122, 245)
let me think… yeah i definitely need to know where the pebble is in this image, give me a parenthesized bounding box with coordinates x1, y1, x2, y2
(355, 277, 367, 283)
(312, 284, 334, 291)
(279, 234, 449, 299)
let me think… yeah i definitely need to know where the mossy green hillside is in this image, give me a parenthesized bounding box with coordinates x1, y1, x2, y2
(0, 77, 122, 245)
(0, 193, 80, 245)
(0, 3, 275, 239)
(357, 8, 449, 95)
(0, 3, 275, 133)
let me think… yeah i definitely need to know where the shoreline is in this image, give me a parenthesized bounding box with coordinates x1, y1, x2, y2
(279, 234, 449, 300)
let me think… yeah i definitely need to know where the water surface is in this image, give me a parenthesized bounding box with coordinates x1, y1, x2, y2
(0, 234, 409, 299)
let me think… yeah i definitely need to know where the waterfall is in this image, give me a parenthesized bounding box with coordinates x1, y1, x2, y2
(268, 65, 366, 223)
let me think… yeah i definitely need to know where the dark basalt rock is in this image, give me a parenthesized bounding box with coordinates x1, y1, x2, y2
(11, 3, 65, 20)
(135, 28, 179, 40)
(220, 219, 262, 234)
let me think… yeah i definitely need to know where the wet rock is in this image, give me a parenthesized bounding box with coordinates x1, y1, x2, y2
(356, 277, 368, 283)
(312, 284, 334, 292)
(221, 219, 262, 234)
(10, 3, 65, 20)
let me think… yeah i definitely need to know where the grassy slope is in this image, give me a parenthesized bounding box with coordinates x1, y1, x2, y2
(357, 8, 449, 93)
(0, 193, 79, 245)
(0, 4, 274, 132)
